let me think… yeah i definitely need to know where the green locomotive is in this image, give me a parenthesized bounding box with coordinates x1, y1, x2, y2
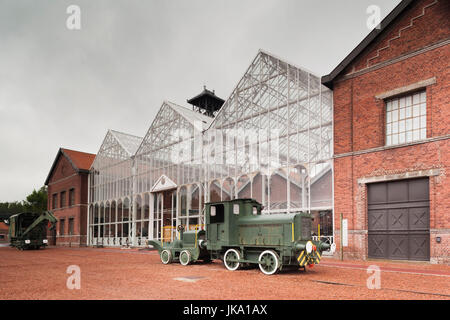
(6, 211, 57, 250)
(149, 199, 334, 275)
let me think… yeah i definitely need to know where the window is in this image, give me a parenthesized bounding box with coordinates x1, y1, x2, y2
(233, 203, 240, 215)
(60, 191, 66, 208)
(52, 194, 58, 209)
(60, 219, 65, 236)
(386, 91, 426, 146)
(69, 188, 75, 206)
(210, 204, 224, 224)
(68, 218, 74, 235)
(252, 206, 258, 215)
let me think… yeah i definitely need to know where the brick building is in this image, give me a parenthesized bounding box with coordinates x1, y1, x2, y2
(322, 0, 449, 263)
(0, 222, 8, 243)
(45, 148, 95, 246)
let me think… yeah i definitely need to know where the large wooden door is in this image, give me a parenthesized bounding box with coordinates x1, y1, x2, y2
(367, 178, 430, 261)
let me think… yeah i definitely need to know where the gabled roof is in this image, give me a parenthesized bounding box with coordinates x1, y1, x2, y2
(91, 129, 143, 170)
(165, 101, 213, 130)
(45, 148, 96, 185)
(109, 130, 143, 156)
(321, 0, 414, 89)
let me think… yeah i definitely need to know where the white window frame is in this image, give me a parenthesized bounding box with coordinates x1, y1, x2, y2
(385, 90, 426, 146)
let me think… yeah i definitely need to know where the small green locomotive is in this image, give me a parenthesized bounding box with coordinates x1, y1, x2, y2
(149, 198, 334, 275)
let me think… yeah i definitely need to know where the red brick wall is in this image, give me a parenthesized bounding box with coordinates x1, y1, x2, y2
(344, 0, 449, 74)
(47, 154, 89, 247)
(332, 0, 450, 263)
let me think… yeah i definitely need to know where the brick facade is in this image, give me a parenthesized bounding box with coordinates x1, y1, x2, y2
(45, 149, 95, 247)
(328, 0, 449, 263)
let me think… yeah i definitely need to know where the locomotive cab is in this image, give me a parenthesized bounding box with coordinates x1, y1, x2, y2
(205, 199, 262, 252)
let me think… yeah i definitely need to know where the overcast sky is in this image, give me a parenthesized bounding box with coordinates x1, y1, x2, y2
(0, 0, 400, 202)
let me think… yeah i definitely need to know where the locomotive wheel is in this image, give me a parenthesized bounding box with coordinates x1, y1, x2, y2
(258, 250, 280, 275)
(179, 250, 191, 266)
(160, 249, 172, 264)
(223, 249, 241, 271)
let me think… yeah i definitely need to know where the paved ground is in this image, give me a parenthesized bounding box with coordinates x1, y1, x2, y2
(0, 246, 449, 300)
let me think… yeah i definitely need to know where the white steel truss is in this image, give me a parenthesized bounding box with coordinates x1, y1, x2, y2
(88, 50, 334, 248)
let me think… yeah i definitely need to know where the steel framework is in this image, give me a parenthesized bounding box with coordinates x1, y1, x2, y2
(88, 50, 334, 247)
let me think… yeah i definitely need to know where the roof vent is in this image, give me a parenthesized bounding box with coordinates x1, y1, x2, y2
(187, 86, 225, 117)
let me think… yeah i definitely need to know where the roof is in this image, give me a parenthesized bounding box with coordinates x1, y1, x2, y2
(109, 130, 143, 156)
(45, 148, 96, 185)
(321, 0, 414, 89)
(165, 101, 214, 130)
(187, 87, 225, 114)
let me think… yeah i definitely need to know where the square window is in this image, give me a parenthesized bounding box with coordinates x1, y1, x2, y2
(405, 96, 412, 106)
(420, 103, 426, 116)
(385, 90, 426, 146)
(413, 117, 420, 129)
(406, 119, 412, 131)
(392, 110, 398, 122)
(391, 100, 398, 110)
(398, 133, 405, 144)
(406, 131, 413, 142)
(387, 111, 392, 123)
(420, 115, 426, 127)
(405, 106, 412, 118)
(386, 123, 392, 134)
(399, 120, 405, 132)
(420, 92, 426, 103)
(413, 105, 420, 117)
(392, 122, 398, 134)
(392, 135, 398, 145)
(420, 128, 426, 139)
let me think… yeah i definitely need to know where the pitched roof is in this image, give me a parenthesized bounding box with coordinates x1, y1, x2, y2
(61, 148, 96, 171)
(165, 101, 214, 130)
(109, 130, 143, 156)
(44, 148, 96, 185)
(321, 0, 415, 88)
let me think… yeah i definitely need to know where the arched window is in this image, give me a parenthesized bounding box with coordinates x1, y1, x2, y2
(135, 195, 142, 221)
(117, 199, 123, 237)
(222, 178, 235, 201)
(290, 165, 307, 210)
(252, 173, 268, 208)
(270, 169, 288, 210)
(179, 186, 187, 217)
(310, 162, 332, 209)
(99, 203, 105, 237)
(123, 198, 130, 237)
(209, 180, 221, 202)
(237, 175, 251, 199)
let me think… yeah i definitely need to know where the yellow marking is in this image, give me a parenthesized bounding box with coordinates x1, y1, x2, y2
(292, 223, 294, 242)
(195, 229, 197, 248)
(317, 251, 321, 259)
(297, 251, 304, 261)
(318, 224, 320, 239)
(300, 256, 306, 266)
